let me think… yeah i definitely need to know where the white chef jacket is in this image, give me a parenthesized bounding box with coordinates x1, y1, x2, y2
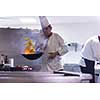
(40, 33, 68, 72)
(79, 35, 100, 67)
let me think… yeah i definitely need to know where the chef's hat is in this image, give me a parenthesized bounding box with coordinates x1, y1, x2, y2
(39, 16, 50, 28)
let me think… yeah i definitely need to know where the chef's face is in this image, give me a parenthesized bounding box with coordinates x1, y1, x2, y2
(43, 25, 52, 38)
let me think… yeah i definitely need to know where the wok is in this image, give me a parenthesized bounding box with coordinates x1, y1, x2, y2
(22, 52, 43, 60)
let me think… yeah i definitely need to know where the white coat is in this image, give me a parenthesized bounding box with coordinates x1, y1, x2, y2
(40, 33, 68, 72)
(79, 35, 100, 67)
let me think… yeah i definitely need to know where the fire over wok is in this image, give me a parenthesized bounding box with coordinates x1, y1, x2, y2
(22, 37, 43, 60)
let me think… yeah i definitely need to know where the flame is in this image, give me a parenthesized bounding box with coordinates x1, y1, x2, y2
(24, 37, 35, 54)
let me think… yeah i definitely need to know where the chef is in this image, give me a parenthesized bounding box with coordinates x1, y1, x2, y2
(39, 16, 68, 72)
(79, 34, 100, 83)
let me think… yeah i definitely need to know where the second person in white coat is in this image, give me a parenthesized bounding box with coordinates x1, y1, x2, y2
(80, 34, 100, 83)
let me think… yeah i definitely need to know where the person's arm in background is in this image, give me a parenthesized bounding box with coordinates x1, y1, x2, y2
(91, 38, 100, 62)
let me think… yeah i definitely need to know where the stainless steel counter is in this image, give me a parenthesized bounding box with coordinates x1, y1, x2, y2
(0, 71, 92, 83)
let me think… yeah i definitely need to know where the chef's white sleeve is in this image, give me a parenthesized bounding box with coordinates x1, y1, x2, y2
(91, 39, 100, 61)
(58, 44, 69, 56)
(56, 34, 68, 56)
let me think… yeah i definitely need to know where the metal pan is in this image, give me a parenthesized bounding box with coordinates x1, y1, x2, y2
(22, 52, 43, 60)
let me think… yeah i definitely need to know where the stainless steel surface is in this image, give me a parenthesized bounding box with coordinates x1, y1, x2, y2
(0, 71, 81, 83)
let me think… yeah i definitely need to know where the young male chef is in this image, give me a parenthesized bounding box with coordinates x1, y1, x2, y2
(39, 16, 68, 72)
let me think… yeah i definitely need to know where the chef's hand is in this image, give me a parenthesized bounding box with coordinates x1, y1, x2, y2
(36, 44, 44, 52)
(48, 51, 59, 59)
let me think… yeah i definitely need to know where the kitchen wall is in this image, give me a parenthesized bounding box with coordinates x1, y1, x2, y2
(52, 23, 100, 43)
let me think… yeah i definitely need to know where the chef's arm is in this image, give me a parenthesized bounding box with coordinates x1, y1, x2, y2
(48, 51, 59, 59)
(91, 41, 100, 62)
(48, 45, 68, 59)
(55, 34, 69, 56)
(57, 44, 69, 56)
